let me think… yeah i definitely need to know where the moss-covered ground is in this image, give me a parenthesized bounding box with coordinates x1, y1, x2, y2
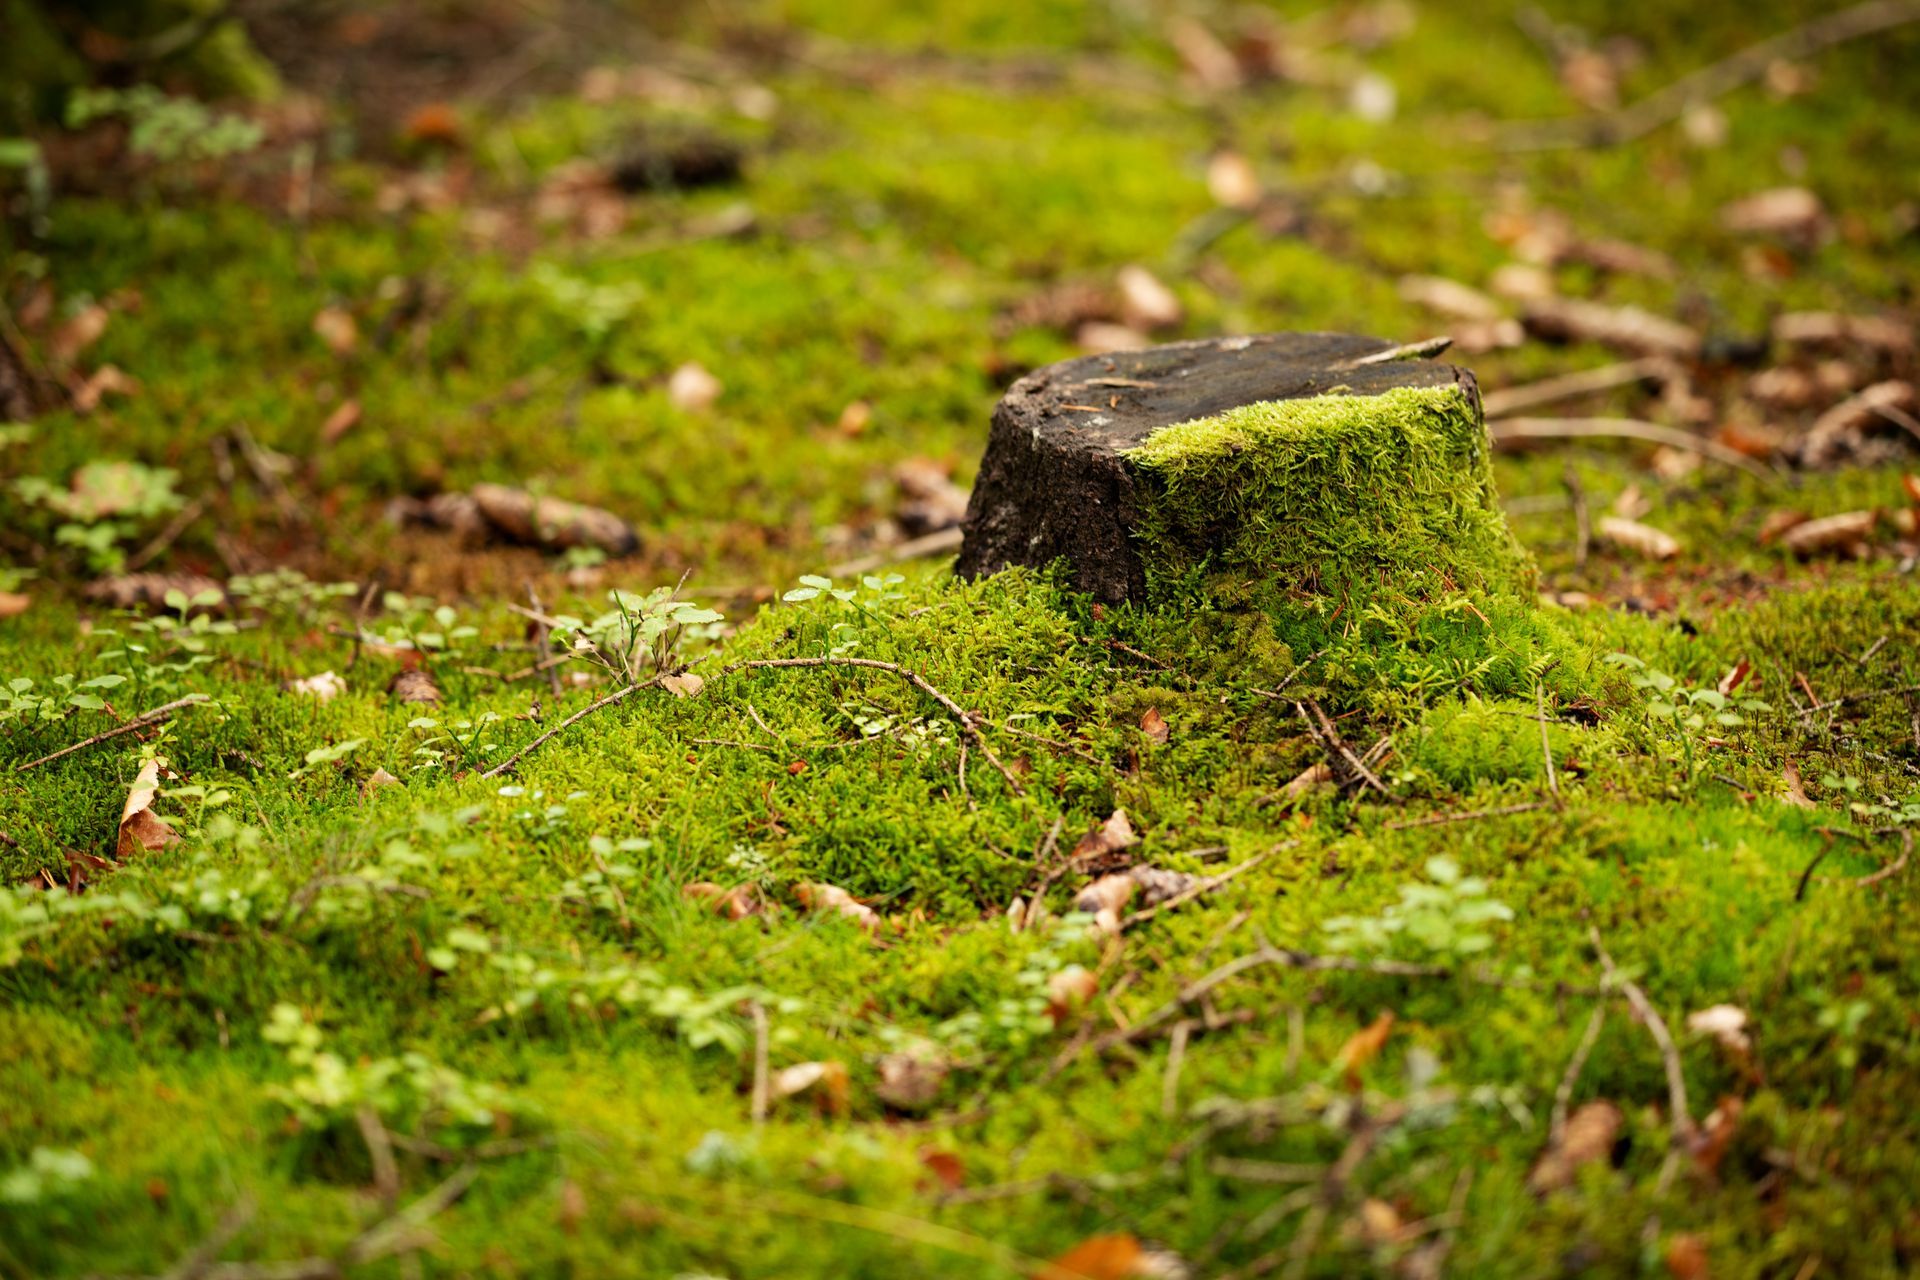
(4, 0, 1920, 1276)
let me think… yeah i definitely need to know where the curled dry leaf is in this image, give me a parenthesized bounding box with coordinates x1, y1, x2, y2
(1129, 866, 1200, 906)
(1073, 809, 1140, 865)
(1398, 275, 1502, 322)
(118, 757, 180, 858)
(794, 881, 879, 932)
(1686, 1004, 1751, 1054)
(312, 305, 359, 357)
(72, 365, 139, 414)
(364, 767, 403, 794)
(918, 1147, 965, 1192)
(1205, 150, 1261, 211)
(320, 398, 362, 445)
(1116, 266, 1182, 332)
(0, 592, 29, 618)
(660, 672, 705, 698)
(1693, 1095, 1744, 1178)
(1773, 311, 1912, 355)
(1719, 186, 1826, 239)
(684, 881, 767, 920)
(1165, 17, 1241, 92)
(1779, 510, 1877, 557)
(1599, 516, 1680, 561)
(1522, 296, 1701, 359)
(1077, 321, 1151, 355)
(770, 1060, 850, 1115)
(1283, 760, 1334, 800)
(50, 304, 110, 365)
(1798, 381, 1916, 469)
(1073, 872, 1135, 935)
(1528, 1099, 1623, 1195)
(1045, 964, 1099, 1023)
(1780, 761, 1815, 809)
(1041, 1232, 1144, 1280)
(469, 483, 639, 555)
(1665, 1232, 1710, 1280)
(875, 1050, 948, 1111)
(667, 361, 723, 412)
(388, 668, 442, 704)
(289, 670, 346, 701)
(1716, 660, 1751, 696)
(1334, 1010, 1395, 1088)
(1139, 707, 1169, 744)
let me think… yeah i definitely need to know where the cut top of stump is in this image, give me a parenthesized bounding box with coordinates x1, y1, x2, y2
(956, 333, 1530, 605)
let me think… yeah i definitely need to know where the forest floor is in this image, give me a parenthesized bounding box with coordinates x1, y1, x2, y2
(3, 1, 1920, 1277)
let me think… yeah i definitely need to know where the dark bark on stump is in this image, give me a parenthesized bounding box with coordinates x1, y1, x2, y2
(956, 333, 1479, 603)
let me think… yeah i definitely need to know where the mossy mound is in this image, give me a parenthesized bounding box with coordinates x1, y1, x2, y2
(1125, 384, 1536, 607)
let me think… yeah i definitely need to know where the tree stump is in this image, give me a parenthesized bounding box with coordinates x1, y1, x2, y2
(956, 333, 1531, 605)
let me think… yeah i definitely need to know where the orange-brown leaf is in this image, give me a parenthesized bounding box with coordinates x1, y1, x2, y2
(1334, 1011, 1395, 1087)
(1042, 1232, 1143, 1280)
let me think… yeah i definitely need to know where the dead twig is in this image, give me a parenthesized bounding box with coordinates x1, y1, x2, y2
(1855, 829, 1915, 888)
(527, 583, 564, 701)
(1383, 801, 1549, 831)
(1297, 699, 1391, 798)
(356, 1107, 401, 1212)
(1283, 1103, 1399, 1280)
(1341, 337, 1452, 367)
(1491, 417, 1776, 481)
(1122, 840, 1299, 930)
(15, 695, 211, 772)
(1481, 358, 1670, 418)
(1537, 682, 1562, 806)
(1563, 462, 1591, 570)
(1161, 1022, 1190, 1119)
(1502, 0, 1920, 149)
(1590, 928, 1696, 1160)
(749, 999, 771, 1126)
(1799, 681, 1920, 717)
(479, 677, 664, 779)
(126, 496, 208, 572)
(721, 657, 1024, 796)
(1549, 1004, 1609, 1145)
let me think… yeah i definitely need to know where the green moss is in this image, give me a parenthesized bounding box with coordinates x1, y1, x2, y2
(1125, 386, 1535, 607)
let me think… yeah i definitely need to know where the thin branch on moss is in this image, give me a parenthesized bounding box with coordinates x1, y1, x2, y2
(1536, 682, 1562, 806)
(15, 694, 212, 772)
(1123, 840, 1299, 931)
(1550, 1004, 1609, 1145)
(1383, 801, 1549, 831)
(1563, 462, 1591, 569)
(1342, 336, 1451, 366)
(480, 676, 665, 779)
(1590, 928, 1697, 1158)
(994, 720, 1106, 767)
(720, 657, 1024, 796)
(1253, 648, 1328, 702)
(1490, 418, 1775, 481)
(1856, 830, 1914, 888)
(1283, 1102, 1400, 1280)
(749, 1000, 770, 1127)
(1297, 699, 1392, 798)
(1799, 681, 1920, 717)
(1481, 358, 1670, 418)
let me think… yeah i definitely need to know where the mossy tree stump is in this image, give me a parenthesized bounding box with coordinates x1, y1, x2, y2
(956, 333, 1532, 605)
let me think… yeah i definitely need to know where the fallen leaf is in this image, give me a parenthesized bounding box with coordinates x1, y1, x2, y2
(321, 399, 362, 445)
(1045, 964, 1099, 1023)
(1756, 510, 1810, 545)
(894, 458, 970, 535)
(1523, 297, 1700, 359)
(837, 400, 872, 436)
(1681, 102, 1729, 148)
(1166, 17, 1240, 92)
(1129, 866, 1200, 906)
(661, 672, 705, 698)
(84, 573, 227, 612)
(1206, 150, 1261, 210)
(1748, 366, 1817, 409)
(364, 767, 403, 794)
(1283, 760, 1334, 800)
(50, 304, 110, 364)
(1042, 1232, 1143, 1280)
(118, 757, 179, 858)
(1073, 809, 1140, 865)
(1449, 317, 1527, 354)
(1528, 1100, 1624, 1194)
(1720, 186, 1826, 240)
(1354, 1196, 1406, 1246)
(1334, 1011, 1395, 1088)
(1780, 761, 1815, 809)
(1398, 274, 1503, 322)
(311, 306, 359, 358)
(72, 364, 139, 414)
(667, 361, 722, 412)
(289, 671, 346, 701)
(1664, 1232, 1710, 1280)
(1116, 266, 1182, 332)
(770, 1060, 850, 1115)
(1692, 1095, 1744, 1178)
(875, 1051, 948, 1111)
(469, 483, 639, 555)
(388, 668, 442, 704)
(1687, 1004, 1751, 1054)
(1779, 510, 1877, 557)
(1139, 707, 1169, 743)
(0, 592, 29, 618)
(1076, 321, 1150, 355)
(1904, 474, 1920, 506)
(1488, 262, 1555, 302)
(403, 102, 463, 146)
(1599, 516, 1680, 561)
(794, 881, 879, 932)
(1716, 661, 1751, 696)
(918, 1147, 965, 1192)
(684, 881, 767, 920)
(1798, 381, 1916, 468)
(1773, 311, 1912, 355)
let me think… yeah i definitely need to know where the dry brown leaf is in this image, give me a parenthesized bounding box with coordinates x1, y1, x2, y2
(469, 483, 639, 555)
(403, 102, 463, 146)
(1449, 317, 1527, 354)
(1773, 311, 1913, 355)
(1664, 1232, 1710, 1280)
(1681, 99, 1729, 148)
(1716, 660, 1751, 696)
(118, 757, 179, 858)
(667, 362, 722, 412)
(1073, 809, 1140, 865)
(661, 672, 705, 698)
(770, 1060, 850, 1115)
(918, 1147, 965, 1192)
(837, 400, 872, 436)
(1398, 275, 1502, 322)
(84, 573, 226, 612)
(1045, 964, 1099, 1023)
(1756, 510, 1809, 545)
(1686, 1004, 1751, 1054)
(1283, 760, 1334, 800)
(50, 304, 110, 364)
(364, 767, 403, 795)
(1799, 381, 1916, 468)
(1129, 866, 1200, 906)
(1780, 761, 1816, 809)
(72, 364, 139, 414)
(289, 670, 346, 701)
(1488, 262, 1556, 302)
(1528, 1100, 1623, 1194)
(1334, 1011, 1395, 1088)
(312, 305, 359, 357)
(1042, 1232, 1144, 1280)
(1780, 510, 1877, 557)
(875, 1051, 948, 1111)
(1523, 297, 1701, 358)
(894, 458, 970, 535)
(684, 881, 766, 920)
(1116, 266, 1182, 332)
(1720, 186, 1826, 239)
(1076, 321, 1150, 355)
(794, 881, 879, 932)
(387, 668, 442, 704)
(1206, 151, 1261, 211)
(1166, 18, 1241, 92)
(1693, 1095, 1744, 1178)
(1354, 1196, 1406, 1247)
(0, 592, 29, 618)
(1140, 707, 1169, 744)
(1599, 516, 1680, 561)
(1904, 474, 1920, 506)
(1748, 366, 1817, 409)
(320, 399, 362, 445)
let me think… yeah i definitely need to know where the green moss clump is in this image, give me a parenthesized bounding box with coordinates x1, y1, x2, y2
(1124, 385, 1535, 607)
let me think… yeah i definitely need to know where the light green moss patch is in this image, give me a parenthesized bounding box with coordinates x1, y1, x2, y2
(1125, 385, 1535, 606)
